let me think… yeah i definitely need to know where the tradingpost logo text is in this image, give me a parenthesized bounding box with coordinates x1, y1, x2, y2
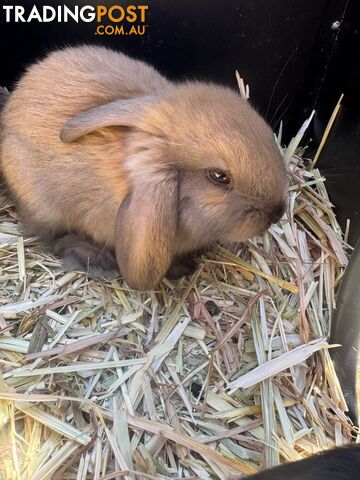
(1, 4, 149, 36)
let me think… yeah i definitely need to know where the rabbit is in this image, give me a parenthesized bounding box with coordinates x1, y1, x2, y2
(241, 445, 360, 479)
(0, 45, 288, 290)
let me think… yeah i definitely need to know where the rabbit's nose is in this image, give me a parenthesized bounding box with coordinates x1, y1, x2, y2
(269, 202, 286, 225)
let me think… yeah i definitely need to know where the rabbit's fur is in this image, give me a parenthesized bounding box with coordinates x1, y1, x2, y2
(0, 46, 288, 290)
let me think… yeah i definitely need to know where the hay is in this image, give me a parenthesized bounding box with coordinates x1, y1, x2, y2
(0, 111, 357, 479)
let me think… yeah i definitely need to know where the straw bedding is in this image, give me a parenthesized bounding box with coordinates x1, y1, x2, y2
(0, 110, 357, 479)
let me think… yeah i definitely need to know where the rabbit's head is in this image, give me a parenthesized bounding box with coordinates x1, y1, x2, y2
(61, 83, 288, 289)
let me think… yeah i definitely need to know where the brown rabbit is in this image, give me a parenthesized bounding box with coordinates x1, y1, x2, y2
(0, 45, 288, 290)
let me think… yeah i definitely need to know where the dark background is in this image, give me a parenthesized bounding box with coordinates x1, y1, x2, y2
(1, 0, 359, 243)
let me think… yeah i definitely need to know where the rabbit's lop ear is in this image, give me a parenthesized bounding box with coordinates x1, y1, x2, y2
(115, 170, 178, 290)
(60, 95, 156, 142)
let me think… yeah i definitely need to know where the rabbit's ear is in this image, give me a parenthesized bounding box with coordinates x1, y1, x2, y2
(60, 95, 156, 142)
(115, 170, 178, 290)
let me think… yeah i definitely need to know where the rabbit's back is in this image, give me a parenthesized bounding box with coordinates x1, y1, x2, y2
(4, 45, 168, 139)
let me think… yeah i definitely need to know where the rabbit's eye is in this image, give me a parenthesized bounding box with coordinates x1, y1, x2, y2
(206, 169, 231, 186)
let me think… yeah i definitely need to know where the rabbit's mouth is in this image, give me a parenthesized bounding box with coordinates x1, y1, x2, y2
(225, 199, 287, 242)
(222, 213, 272, 243)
